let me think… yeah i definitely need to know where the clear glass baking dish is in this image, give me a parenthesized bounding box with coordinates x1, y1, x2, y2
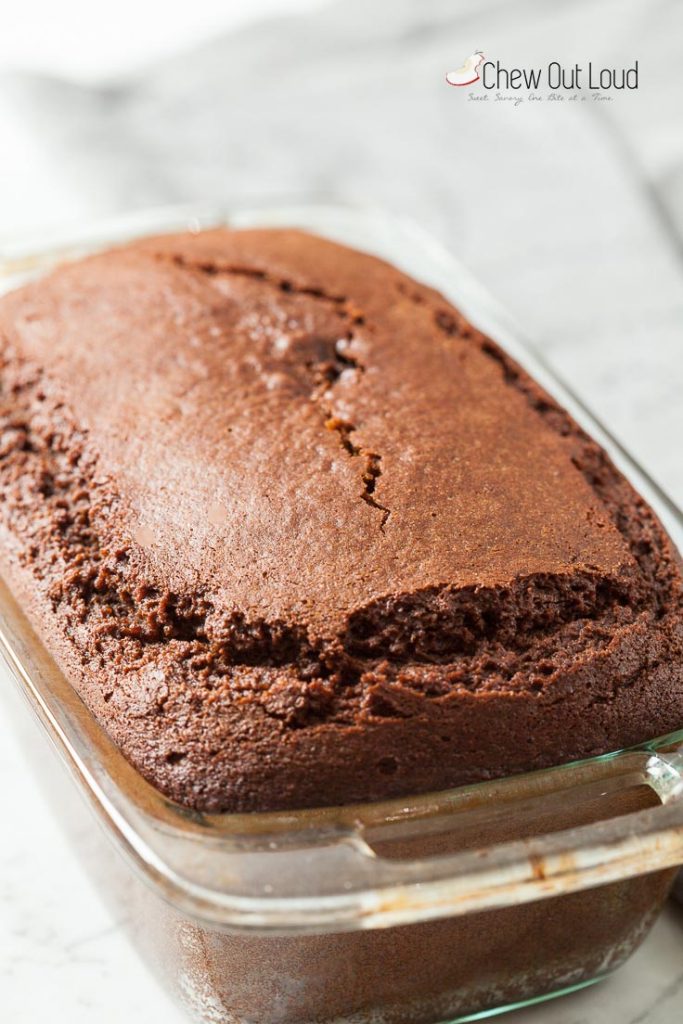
(0, 201, 682, 1024)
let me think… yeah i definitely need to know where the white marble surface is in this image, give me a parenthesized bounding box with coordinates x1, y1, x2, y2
(0, 0, 682, 1021)
(0, 0, 328, 81)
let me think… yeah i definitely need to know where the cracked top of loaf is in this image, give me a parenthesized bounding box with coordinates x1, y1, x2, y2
(0, 228, 681, 812)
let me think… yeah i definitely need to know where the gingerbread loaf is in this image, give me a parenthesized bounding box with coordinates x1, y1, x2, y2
(0, 228, 681, 812)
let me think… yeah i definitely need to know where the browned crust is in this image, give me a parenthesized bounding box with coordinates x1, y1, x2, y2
(0, 229, 681, 811)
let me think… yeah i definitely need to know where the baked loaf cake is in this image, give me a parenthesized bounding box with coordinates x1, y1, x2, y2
(0, 228, 681, 812)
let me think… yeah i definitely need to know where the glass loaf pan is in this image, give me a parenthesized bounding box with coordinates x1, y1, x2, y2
(0, 201, 682, 1024)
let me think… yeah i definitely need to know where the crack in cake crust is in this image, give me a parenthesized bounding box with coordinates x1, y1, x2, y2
(166, 250, 393, 532)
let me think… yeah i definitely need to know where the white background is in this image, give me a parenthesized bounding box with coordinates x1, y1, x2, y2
(0, 0, 330, 81)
